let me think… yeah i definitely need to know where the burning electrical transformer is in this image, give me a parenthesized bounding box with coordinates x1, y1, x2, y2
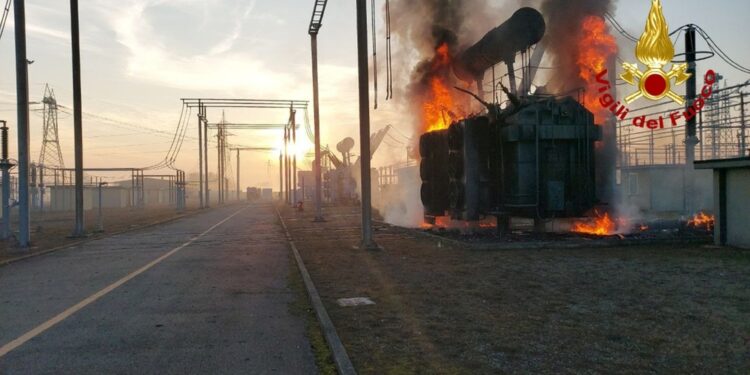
(418, 7, 605, 230)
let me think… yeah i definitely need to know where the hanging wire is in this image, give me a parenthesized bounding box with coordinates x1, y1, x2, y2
(371, 0, 378, 109)
(604, 12, 638, 43)
(166, 106, 193, 169)
(0, 0, 11, 42)
(303, 107, 315, 142)
(385, 0, 393, 100)
(693, 25, 750, 74)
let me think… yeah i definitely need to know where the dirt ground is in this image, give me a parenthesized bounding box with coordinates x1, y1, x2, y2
(280, 204, 750, 374)
(0, 205, 199, 263)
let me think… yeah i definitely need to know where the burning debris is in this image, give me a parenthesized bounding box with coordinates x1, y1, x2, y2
(688, 212, 715, 232)
(571, 211, 617, 236)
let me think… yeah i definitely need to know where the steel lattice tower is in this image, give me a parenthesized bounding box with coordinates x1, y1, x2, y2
(39, 84, 65, 168)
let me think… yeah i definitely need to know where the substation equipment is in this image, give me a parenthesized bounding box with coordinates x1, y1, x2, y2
(420, 8, 602, 229)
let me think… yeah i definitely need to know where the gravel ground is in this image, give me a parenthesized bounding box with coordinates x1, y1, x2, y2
(281, 204, 750, 374)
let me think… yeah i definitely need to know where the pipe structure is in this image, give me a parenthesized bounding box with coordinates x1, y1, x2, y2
(356, 0, 378, 250)
(453, 7, 545, 85)
(14, 0, 31, 246)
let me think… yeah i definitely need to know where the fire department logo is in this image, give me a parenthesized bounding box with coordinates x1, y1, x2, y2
(620, 0, 690, 105)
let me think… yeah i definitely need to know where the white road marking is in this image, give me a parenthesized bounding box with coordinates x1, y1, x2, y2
(0, 206, 247, 358)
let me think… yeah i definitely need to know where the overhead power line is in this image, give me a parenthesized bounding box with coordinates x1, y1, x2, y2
(692, 24, 750, 74)
(0, 0, 11, 42)
(604, 13, 638, 43)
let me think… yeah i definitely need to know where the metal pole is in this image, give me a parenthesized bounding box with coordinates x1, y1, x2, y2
(699, 110, 704, 160)
(236, 149, 241, 201)
(741, 93, 746, 156)
(356, 0, 378, 250)
(217, 125, 222, 204)
(292, 109, 297, 206)
(1, 122, 14, 240)
(204, 114, 210, 208)
(284, 126, 289, 204)
(278, 151, 283, 201)
(97, 182, 104, 231)
(311, 34, 325, 221)
(198, 102, 204, 208)
(684, 25, 698, 214)
(39, 164, 45, 213)
(14, 0, 31, 246)
(70, 0, 85, 237)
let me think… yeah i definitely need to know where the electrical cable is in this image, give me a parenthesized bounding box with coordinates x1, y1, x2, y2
(0, 0, 11, 42)
(385, 0, 393, 100)
(604, 12, 638, 43)
(371, 0, 378, 109)
(694, 24, 750, 74)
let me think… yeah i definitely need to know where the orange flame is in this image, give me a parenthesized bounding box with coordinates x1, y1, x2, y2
(577, 16, 618, 123)
(572, 211, 617, 236)
(423, 43, 459, 133)
(688, 212, 715, 231)
(421, 216, 451, 229)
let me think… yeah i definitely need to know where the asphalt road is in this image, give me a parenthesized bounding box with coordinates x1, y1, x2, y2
(0, 203, 317, 374)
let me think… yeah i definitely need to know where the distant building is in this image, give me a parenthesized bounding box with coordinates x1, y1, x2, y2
(695, 157, 750, 248)
(619, 165, 713, 214)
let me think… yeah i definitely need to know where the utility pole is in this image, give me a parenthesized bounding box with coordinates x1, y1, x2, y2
(279, 151, 283, 201)
(292, 108, 297, 205)
(356, 0, 378, 250)
(39, 164, 45, 213)
(14, 0, 31, 246)
(284, 125, 290, 204)
(204, 109, 210, 208)
(198, 101, 204, 208)
(1, 122, 15, 240)
(217, 120, 223, 204)
(741, 92, 746, 156)
(309, 0, 328, 222)
(684, 25, 698, 214)
(70, 0, 85, 237)
(236, 149, 240, 201)
(96, 182, 107, 232)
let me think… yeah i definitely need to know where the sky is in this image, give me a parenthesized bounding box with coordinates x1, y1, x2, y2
(0, 0, 748, 188)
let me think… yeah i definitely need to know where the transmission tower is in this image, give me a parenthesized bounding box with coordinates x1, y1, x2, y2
(39, 84, 65, 168)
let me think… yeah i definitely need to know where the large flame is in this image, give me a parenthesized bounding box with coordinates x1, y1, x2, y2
(423, 43, 459, 133)
(636, 0, 674, 69)
(576, 15, 618, 123)
(572, 211, 617, 236)
(688, 212, 715, 231)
